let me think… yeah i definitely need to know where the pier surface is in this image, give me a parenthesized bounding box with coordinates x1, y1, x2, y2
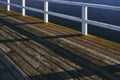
(0, 8, 120, 80)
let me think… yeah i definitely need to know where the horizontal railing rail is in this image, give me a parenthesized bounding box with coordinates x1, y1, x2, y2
(0, 0, 120, 35)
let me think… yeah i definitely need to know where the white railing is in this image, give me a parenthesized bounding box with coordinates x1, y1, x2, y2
(0, 0, 120, 35)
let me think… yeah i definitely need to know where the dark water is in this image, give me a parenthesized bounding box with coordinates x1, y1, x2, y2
(0, 0, 120, 42)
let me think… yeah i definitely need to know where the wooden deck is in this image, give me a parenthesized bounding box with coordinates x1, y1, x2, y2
(0, 8, 120, 80)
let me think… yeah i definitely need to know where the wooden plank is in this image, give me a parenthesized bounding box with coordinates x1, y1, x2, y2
(0, 8, 120, 80)
(17, 14, 120, 52)
(0, 15, 98, 79)
(0, 19, 101, 80)
(12, 15, 120, 66)
(0, 9, 120, 53)
(1, 10, 119, 57)
(9, 16, 120, 79)
(0, 29, 47, 80)
(0, 43, 11, 53)
(14, 21, 119, 67)
(0, 24, 85, 79)
(0, 49, 31, 80)
(7, 51, 46, 80)
(0, 48, 16, 80)
(0, 25, 73, 80)
(30, 25, 120, 77)
(0, 19, 105, 79)
(0, 18, 110, 79)
(0, 21, 92, 80)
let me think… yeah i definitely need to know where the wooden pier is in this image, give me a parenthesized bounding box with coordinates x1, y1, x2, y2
(0, 8, 120, 80)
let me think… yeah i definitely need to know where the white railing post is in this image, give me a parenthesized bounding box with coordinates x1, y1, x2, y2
(44, 0, 48, 23)
(82, 6, 88, 36)
(22, 0, 26, 16)
(7, 0, 10, 11)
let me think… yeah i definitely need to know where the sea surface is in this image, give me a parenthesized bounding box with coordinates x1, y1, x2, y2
(0, 0, 120, 42)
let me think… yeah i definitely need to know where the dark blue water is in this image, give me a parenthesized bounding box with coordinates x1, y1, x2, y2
(0, 0, 120, 42)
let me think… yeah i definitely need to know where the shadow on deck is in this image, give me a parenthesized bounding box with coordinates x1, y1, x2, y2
(0, 9, 120, 43)
(1, 44, 120, 80)
(0, 16, 120, 80)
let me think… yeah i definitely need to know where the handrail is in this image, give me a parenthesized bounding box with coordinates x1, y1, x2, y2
(0, 0, 120, 35)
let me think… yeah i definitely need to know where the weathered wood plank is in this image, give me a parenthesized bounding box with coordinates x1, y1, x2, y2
(1, 25, 75, 80)
(12, 20, 119, 67)
(0, 30, 47, 80)
(10, 14, 120, 67)
(0, 9, 119, 55)
(0, 15, 97, 79)
(0, 49, 31, 80)
(0, 21, 91, 80)
(0, 8, 120, 80)
(0, 24, 83, 80)
(0, 43, 11, 53)
(0, 12, 119, 59)
(0, 49, 16, 80)
(0, 19, 102, 80)
(0, 20, 106, 80)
